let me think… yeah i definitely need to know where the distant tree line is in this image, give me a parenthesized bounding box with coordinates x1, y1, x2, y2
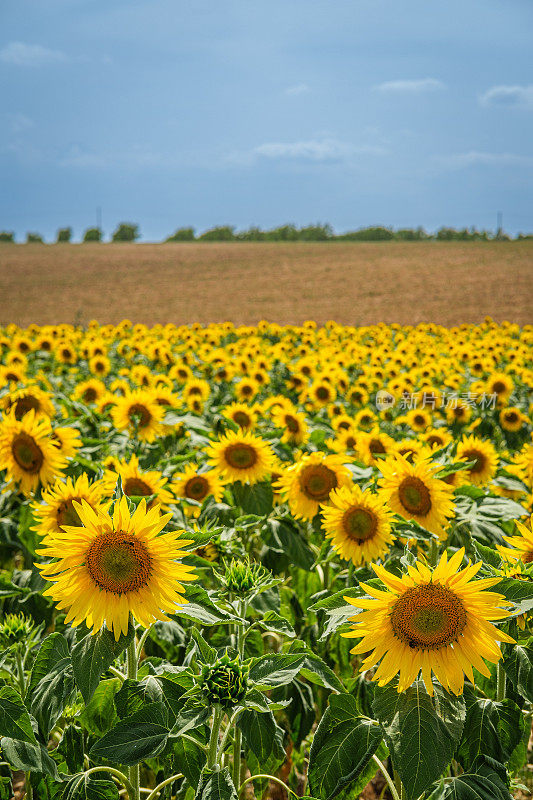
(1, 222, 532, 243)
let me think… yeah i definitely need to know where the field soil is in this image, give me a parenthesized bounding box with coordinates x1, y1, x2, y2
(1, 241, 531, 327)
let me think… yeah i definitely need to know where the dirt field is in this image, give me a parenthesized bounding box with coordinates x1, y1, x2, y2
(1, 241, 531, 327)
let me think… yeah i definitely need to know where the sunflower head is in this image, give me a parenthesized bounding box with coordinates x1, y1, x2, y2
(200, 653, 249, 708)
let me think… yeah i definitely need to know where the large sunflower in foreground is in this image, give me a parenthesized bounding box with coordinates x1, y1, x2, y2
(0, 410, 67, 495)
(343, 548, 514, 695)
(378, 454, 455, 539)
(275, 451, 351, 520)
(206, 430, 275, 485)
(37, 497, 196, 639)
(321, 485, 394, 566)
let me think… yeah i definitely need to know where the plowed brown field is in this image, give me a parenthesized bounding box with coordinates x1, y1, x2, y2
(1, 241, 531, 327)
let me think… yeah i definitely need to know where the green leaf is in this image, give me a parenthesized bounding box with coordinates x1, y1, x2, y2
(190, 627, 217, 665)
(79, 679, 120, 737)
(71, 622, 135, 703)
(173, 736, 206, 791)
(248, 653, 305, 690)
(288, 641, 344, 692)
(474, 542, 502, 570)
(0, 686, 37, 743)
(114, 677, 163, 719)
(27, 633, 76, 738)
(170, 703, 211, 736)
(57, 724, 85, 773)
(256, 610, 295, 638)
(62, 774, 119, 799)
(0, 737, 58, 777)
(232, 481, 273, 516)
(503, 641, 533, 702)
(238, 709, 285, 761)
(195, 767, 237, 800)
(308, 693, 383, 800)
(426, 773, 511, 800)
(372, 681, 466, 800)
(490, 577, 533, 615)
(89, 702, 169, 765)
(457, 689, 523, 771)
(174, 585, 238, 626)
(265, 518, 315, 571)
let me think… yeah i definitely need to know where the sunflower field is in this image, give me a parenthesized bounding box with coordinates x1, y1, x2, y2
(1, 318, 533, 800)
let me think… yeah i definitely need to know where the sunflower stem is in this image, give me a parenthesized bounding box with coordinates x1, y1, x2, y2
(346, 561, 354, 587)
(496, 661, 506, 701)
(372, 755, 401, 800)
(233, 601, 246, 792)
(126, 633, 140, 800)
(83, 767, 135, 798)
(393, 768, 405, 800)
(15, 647, 26, 698)
(428, 537, 438, 567)
(238, 774, 299, 798)
(136, 625, 152, 661)
(144, 773, 183, 800)
(207, 705, 224, 769)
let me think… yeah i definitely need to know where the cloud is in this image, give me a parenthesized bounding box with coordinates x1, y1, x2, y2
(0, 41, 68, 66)
(480, 84, 533, 109)
(438, 151, 533, 169)
(226, 137, 388, 165)
(285, 83, 310, 96)
(5, 113, 34, 134)
(374, 78, 445, 93)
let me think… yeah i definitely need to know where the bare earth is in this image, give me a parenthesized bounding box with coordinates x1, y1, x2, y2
(1, 241, 531, 327)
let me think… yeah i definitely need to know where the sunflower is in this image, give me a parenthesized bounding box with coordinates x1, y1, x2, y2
(0, 410, 67, 495)
(275, 451, 352, 521)
(103, 455, 175, 509)
(271, 405, 308, 445)
(111, 390, 165, 442)
(498, 515, 533, 564)
(378, 454, 455, 539)
(173, 463, 226, 513)
(207, 430, 275, 485)
(2, 384, 55, 421)
(456, 435, 499, 486)
(404, 407, 432, 432)
(37, 497, 196, 639)
(222, 402, 257, 431)
(499, 406, 525, 433)
(321, 485, 394, 566)
(342, 548, 514, 696)
(421, 428, 453, 451)
(89, 355, 111, 377)
(55, 342, 77, 365)
(73, 378, 107, 405)
(307, 379, 335, 408)
(486, 372, 513, 404)
(357, 428, 396, 467)
(51, 426, 82, 458)
(235, 377, 260, 402)
(32, 473, 109, 537)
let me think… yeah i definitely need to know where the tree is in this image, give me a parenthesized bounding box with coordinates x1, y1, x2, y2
(112, 223, 140, 242)
(56, 227, 72, 243)
(83, 227, 103, 242)
(198, 226, 236, 241)
(166, 227, 196, 242)
(0, 231, 15, 242)
(26, 232, 44, 243)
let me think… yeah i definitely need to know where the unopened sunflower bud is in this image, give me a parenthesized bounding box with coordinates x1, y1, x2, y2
(200, 653, 249, 708)
(220, 557, 268, 596)
(0, 613, 35, 650)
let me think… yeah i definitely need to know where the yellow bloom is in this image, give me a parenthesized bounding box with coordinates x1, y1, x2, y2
(378, 454, 455, 539)
(321, 485, 394, 566)
(32, 473, 109, 538)
(456, 435, 499, 486)
(498, 515, 533, 565)
(0, 410, 67, 495)
(275, 451, 351, 520)
(173, 463, 226, 512)
(37, 497, 196, 639)
(207, 430, 276, 485)
(111, 390, 165, 442)
(343, 548, 514, 695)
(103, 454, 175, 509)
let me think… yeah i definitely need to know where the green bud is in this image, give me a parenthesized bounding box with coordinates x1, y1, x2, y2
(0, 613, 35, 650)
(200, 653, 249, 708)
(219, 557, 269, 596)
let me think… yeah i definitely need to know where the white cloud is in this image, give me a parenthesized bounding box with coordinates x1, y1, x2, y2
(285, 83, 310, 96)
(0, 41, 68, 66)
(374, 78, 445, 93)
(227, 137, 388, 165)
(480, 84, 533, 109)
(5, 113, 34, 134)
(438, 151, 533, 168)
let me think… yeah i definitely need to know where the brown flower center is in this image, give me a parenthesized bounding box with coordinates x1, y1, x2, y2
(185, 476, 209, 500)
(315, 386, 330, 401)
(14, 396, 40, 420)
(299, 464, 338, 501)
(128, 403, 151, 428)
(285, 414, 300, 433)
(86, 530, 152, 594)
(391, 583, 467, 650)
(57, 498, 83, 529)
(12, 433, 44, 474)
(83, 387, 98, 403)
(398, 476, 432, 516)
(492, 380, 506, 394)
(123, 477, 153, 497)
(461, 449, 486, 475)
(342, 507, 377, 543)
(224, 443, 258, 470)
(233, 411, 251, 428)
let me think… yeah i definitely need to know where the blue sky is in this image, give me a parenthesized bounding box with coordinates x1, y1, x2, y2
(1, 0, 532, 240)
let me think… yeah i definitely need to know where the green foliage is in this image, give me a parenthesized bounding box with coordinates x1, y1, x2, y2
(166, 227, 195, 241)
(26, 232, 44, 243)
(83, 227, 103, 242)
(0, 231, 15, 242)
(111, 222, 140, 242)
(56, 227, 72, 242)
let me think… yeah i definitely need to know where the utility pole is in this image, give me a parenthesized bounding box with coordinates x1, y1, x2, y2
(496, 211, 502, 239)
